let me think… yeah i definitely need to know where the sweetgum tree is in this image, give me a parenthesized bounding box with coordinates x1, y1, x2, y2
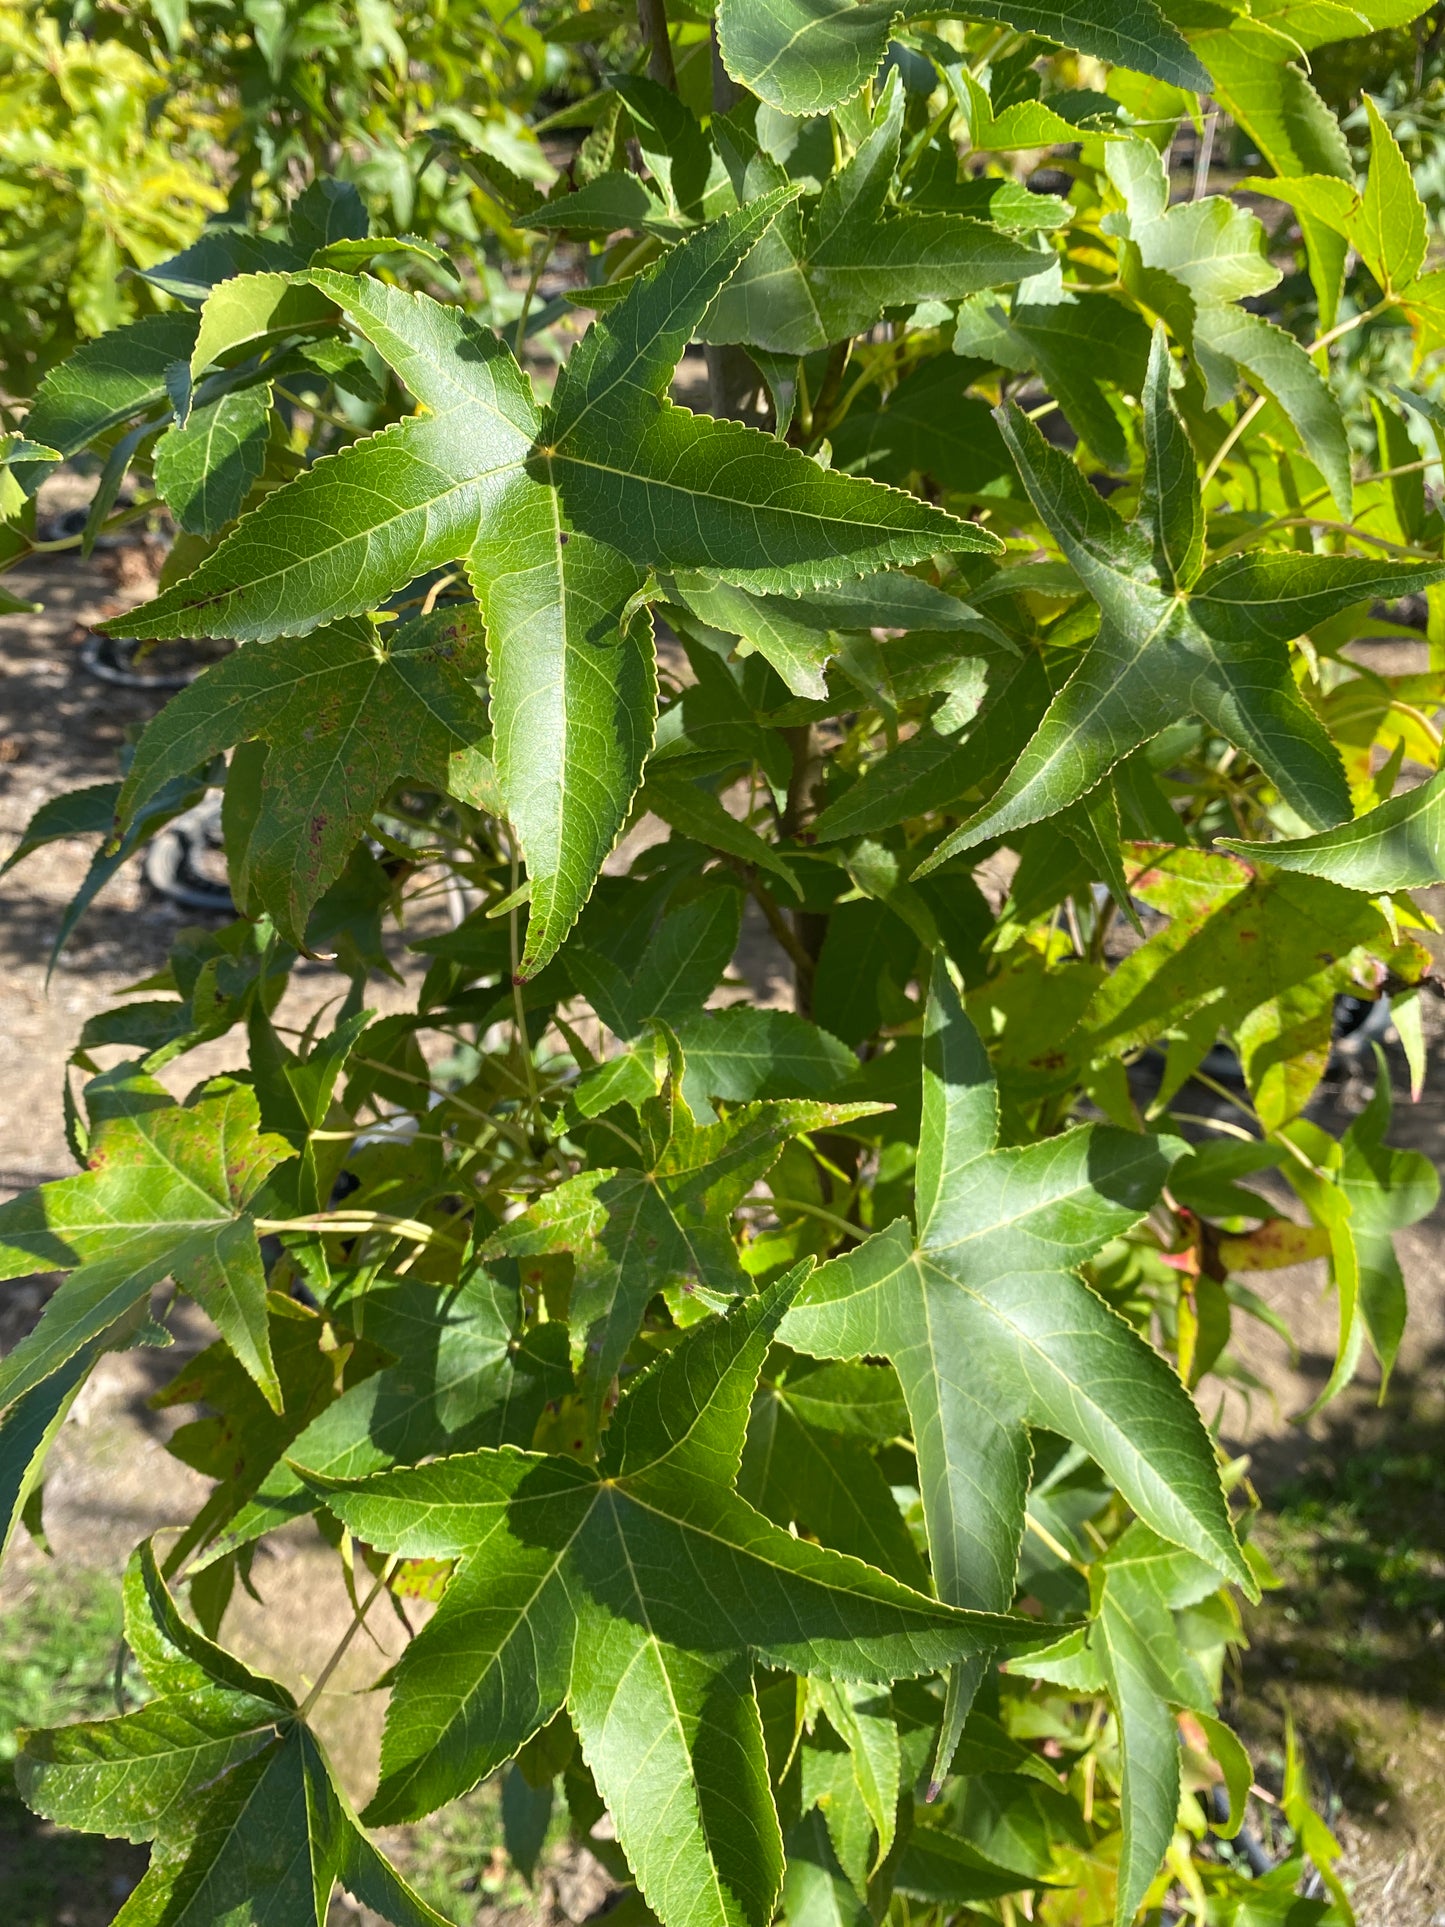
(3, 2, 1445, 1921)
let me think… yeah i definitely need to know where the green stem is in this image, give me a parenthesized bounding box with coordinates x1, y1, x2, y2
(514, 234, 556, 359)
(507, 830, 542, 1133)
(1201, 300, 1392, 496)
(767, 1196, 861, 1241)
(297, 1557, 397, 1721)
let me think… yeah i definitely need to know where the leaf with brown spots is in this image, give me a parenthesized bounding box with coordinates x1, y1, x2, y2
(1216, 1217, 1331, 1271)
(1081, 844, 1428, 1128)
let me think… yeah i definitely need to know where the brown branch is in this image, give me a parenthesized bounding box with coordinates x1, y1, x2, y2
(637, 0, 677, 90)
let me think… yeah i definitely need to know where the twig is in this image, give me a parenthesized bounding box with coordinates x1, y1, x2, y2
(637, 0, 677, 90)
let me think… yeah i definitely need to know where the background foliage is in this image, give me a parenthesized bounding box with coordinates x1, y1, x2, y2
(3, 3, 1445, 1925)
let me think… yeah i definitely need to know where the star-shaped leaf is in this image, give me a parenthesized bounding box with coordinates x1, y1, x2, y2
(487, 1063, 882, 1424)
(115, 609, 490, 947)
(304, 1268, 1050, 1927)
(779, 961, 1251, 1769)
(700, 76, 1042, 356)
(104, 200, 989, 974)
(920, 329, 1445, 870)
(0, 1080, 292, 1417)
(16, 1542, 446, 1927)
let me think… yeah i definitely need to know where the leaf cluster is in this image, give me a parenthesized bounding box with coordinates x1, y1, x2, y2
(4, 6, 1445, 1927)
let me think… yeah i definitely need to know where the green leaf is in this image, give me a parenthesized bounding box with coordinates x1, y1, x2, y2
(16, 1543, 445, 1927)
(828, 358, 1014, 496)
(812, 646, 1049, 846)
(784, 1807, 870, 1927)
(1081, 1524, 1224, 1926)
(715, 0, 903, 116)
(1219, 765, 1445, 890)
(486, 1077, 879, 1421)
(287, 176, 371, 255)
(715, 0, 1207, 117)
(801, 1731, 876, 1896)
(1194, 305, 1352, 519)
(776, 1359, 909, 1441)
(643, 775, 802, 895)
(546, 198, 996, 586)
(303, 1273, 1050, 1927)
(152, 1294, 387, 1573)
(0, 1082, 292, 1417)
(892, 1824, 1030, 1904)
(570, 890, 744, 1039)
(137, 228, 303, 303)
(1105, 136, 1281, 307)
(22, 312, 199, 465)
(106, 212, 986, 972)
(1138, 324, 1203, 592)
(522, 170, 670, 235)
(811, 1678, 901, 1873)
(1355, 94, 1428, 294)
(666, 566, 998, 703)
(1082, 844, 1406, 1128)
(0, 1332, 116, 1560)
(111, 269, 651, 977)
(1336, 1065, 1439, 1389)
(958, 69, 1119, 152)
(701, 77, 1042, 356)
(502, 1760, 554, 1885)
(612, 75, 730, 225)
(1103, 137, 1351, 513)
(0, 782, 121, 877)
(0, 436, 59, 518)
(740, 1378, 928, 1585)
(1191, 37, 1352, 325)
(951, 283, 1152, 473)
(779, 964, 1249, 1737)
(922, 358, 1445, 867)
(193, 1266, 572, 1569)
(674, 1009, 856, 1105)
(117, 611, 488, 947)
(153, 381, 273, 535)
(188, 272, 338, 377)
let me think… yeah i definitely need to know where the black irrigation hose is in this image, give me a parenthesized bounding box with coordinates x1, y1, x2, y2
(142, 800, 233, 915)
(1210, 1785, 1277, 1878)
(78, 631, 203, 691)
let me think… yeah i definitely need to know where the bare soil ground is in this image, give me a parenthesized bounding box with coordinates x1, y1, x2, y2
(3, 526, 1445, 1923)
